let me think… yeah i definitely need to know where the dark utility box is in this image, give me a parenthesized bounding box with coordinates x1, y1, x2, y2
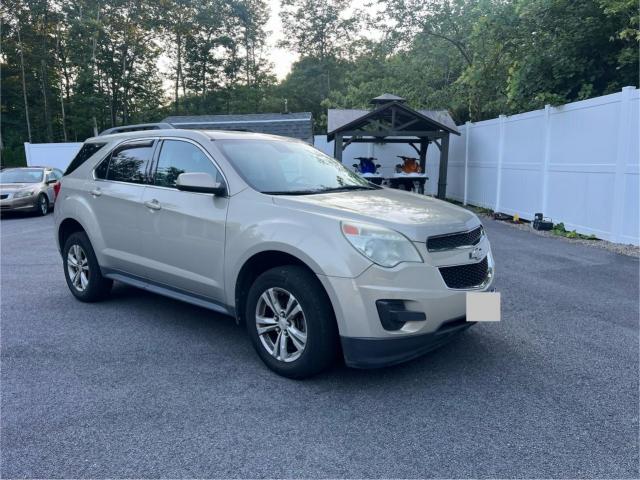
(533, 213, 553, 231)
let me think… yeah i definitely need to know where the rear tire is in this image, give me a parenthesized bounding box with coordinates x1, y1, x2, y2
(246, 265, 338, 379)
(63, 231, 112, 302)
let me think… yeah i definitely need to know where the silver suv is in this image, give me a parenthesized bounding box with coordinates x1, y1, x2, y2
(54, 128, 494, 378)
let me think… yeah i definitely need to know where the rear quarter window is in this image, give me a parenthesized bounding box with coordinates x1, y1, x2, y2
(64, 143, 106, 176)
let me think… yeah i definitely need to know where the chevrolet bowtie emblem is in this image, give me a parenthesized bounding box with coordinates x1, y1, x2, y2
(469, 246, 484, 261)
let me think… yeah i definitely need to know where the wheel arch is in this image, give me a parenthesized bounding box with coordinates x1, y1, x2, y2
(58, 217, 87, 253)
(233, 249, 335, 325)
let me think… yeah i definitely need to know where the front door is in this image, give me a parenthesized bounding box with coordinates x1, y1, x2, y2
(138, 139, 228, 302)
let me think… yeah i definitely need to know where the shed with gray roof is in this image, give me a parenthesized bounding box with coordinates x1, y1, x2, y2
(162, 112, 313, 143)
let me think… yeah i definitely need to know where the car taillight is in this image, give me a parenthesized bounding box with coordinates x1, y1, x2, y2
(53, 181, 61, 199)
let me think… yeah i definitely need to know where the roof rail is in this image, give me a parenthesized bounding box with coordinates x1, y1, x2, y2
(98, 122, 175, 136)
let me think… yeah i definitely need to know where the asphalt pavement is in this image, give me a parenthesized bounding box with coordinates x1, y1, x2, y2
(1, 212, 638, 478)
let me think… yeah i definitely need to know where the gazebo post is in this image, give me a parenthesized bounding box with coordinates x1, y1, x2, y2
(437, 133, 450, 199)
(334, 134, 343, 162)
(419, 138, 428, 172)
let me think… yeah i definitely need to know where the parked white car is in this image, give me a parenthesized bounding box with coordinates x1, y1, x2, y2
(54, 128, 494, 378)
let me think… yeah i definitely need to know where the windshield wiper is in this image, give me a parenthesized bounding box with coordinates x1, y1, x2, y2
(263, 189, 323, 195)
(264, 185, 377, 196)
(315, 185, 377, 193)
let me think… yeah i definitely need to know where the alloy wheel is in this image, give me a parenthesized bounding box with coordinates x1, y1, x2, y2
(40, 196, 47, 215)
(67, 244, 89, 292)
(255, 287, 307, 362)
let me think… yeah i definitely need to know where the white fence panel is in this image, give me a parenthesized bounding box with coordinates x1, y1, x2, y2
(465, 118, 500, 210)
(447, 86, 640, 244)
(498, 110, 545, 218)
(24, 142, 82, 171)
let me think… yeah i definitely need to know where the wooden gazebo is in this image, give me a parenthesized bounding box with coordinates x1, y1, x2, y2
(327, 94, 460, 199)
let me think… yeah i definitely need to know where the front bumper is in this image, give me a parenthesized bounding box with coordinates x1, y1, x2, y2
(0, 194, 39, 212)
(317, 238, 495, 368)
(341, 317, 474, 368)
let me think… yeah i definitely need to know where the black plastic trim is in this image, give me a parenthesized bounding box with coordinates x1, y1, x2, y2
(102, 267, 233, 316)
(341, 317, 474, 368)
(376, 299, 426, 331)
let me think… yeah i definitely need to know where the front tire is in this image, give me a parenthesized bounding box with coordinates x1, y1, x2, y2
(36, 193, 49, 216)
(246, 266, 338, 379)
(63, 232, 112, 302)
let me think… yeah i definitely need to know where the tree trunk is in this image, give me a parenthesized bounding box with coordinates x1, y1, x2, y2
(40, 61, 53, 142)
(17, 28, 32, 143)
(56, 32, 67, 141)
(40, 3, 53, 142)
(92, 8, 100, 135)
(174, 31, 181, 114)
(120, 43, 128, 124)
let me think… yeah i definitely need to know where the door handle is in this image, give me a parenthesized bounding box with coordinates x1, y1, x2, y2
(89, 188, 102, 197)
(144, 199, 161, 211)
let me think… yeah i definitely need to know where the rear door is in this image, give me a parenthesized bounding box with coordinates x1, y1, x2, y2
(137, 138, 229, 301)
(89, 139, 157, 275)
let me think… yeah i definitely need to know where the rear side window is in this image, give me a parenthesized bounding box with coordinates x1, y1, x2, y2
(96, 141, 155, 184)
(64, 143, 106, 175)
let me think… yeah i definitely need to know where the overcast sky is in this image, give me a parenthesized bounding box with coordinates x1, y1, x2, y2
(159, 1, 379, 86)
(265, 0, 298, 80)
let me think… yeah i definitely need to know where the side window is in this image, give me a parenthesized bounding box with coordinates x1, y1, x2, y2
(45, 171, 61, 183)
(100, 141, 155, 184)
(64, 143, 106, 176)
(154, 140, 223, 188)
(94, 156, 110, 179)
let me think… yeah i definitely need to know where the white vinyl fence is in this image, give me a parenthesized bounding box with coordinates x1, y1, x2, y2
(24, 141, 82, 171)
(318, 87, 639, 245)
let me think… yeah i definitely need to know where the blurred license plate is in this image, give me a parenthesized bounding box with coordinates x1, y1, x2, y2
(466, 291, 501, 322)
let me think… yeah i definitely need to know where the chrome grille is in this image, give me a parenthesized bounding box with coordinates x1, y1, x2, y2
(427, 226, 483, 251)
(439, 257, 488, 289)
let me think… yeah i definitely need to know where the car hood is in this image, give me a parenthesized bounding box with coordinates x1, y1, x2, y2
(0, 183, 35, 192)
(272, 188, 480, 241)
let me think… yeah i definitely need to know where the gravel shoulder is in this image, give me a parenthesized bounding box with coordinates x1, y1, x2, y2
(467, 208, 640, 258)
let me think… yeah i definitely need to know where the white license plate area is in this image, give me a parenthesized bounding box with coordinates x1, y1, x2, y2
(466, 291, 501, 322)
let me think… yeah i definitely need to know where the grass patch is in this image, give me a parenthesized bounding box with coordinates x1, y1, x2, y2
(552, 222, 598, 240)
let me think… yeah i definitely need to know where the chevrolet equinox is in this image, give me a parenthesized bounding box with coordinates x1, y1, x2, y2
(54, 128, 495, 378)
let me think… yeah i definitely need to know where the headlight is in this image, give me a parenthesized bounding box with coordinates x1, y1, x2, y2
(341, 221, 423, 268)
(13, 189, 36, 199)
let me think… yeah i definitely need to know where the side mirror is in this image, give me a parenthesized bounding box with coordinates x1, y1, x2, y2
(176, 172, 226, 196)
(375, 164, 381, 169)
(352, 163, 358, 168)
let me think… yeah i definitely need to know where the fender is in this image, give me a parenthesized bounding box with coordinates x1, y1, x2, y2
(224, 219, 372, 308)
(59, 190, 109, 266)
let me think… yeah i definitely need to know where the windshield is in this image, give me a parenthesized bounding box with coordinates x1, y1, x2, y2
(0, 169, 43, 184)
(216, 139, 376, 194)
